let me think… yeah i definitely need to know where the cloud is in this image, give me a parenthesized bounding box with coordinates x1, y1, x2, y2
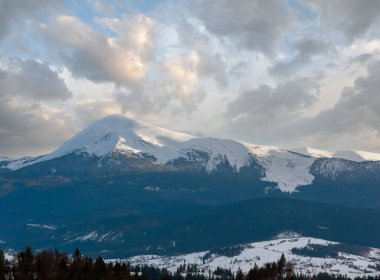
(348, 53, 375, 65)
(114, 50, 207, 116)
(171, 18, 229, 88)
(74, 99, 122, 127)
(304, 0, 380, 42)
(2, 0, 380, 156)
(0, 59, 72, 101)
(102, 14, 155, 62)
(188, 0, 293, 54)
(299, 60, 380, 146)
(87, 0, 118, 17)
(270, 38, 330, 78)
(38, 15, 153, 86)
(225, 59, 380, 151)
(0, 0, 62, 41)
(0, 98, 75, 157)
(164, 51, 206, 112)
(226, 77, 320, 126)
(115, 88, 158, 115)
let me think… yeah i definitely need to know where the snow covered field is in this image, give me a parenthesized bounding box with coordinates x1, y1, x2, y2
(127, 236, 380, 278)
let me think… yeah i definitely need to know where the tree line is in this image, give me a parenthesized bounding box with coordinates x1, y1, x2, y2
(1, 247, 380, 280)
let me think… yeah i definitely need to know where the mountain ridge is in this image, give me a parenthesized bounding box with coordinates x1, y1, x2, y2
(1, 114, 380, 193)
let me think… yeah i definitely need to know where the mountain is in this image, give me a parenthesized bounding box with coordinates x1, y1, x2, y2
(2, 115, 380, 193)
(0, 114, 380, 263)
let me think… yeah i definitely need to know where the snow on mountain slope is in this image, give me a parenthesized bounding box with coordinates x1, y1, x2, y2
(37, 115, 316, 191)
(3, 156, 43, 171)
(291, 147, 380, 162)
(244, 144, 315, 192)
(127, 236, 380, 278)
(41, 115, 253, 173)
(332, 150, 380, 162)
(3, 115, 380, 193)
(291, 147, 333, 158)
(44, 115, 194, 162)
(185, 138, 251, 172)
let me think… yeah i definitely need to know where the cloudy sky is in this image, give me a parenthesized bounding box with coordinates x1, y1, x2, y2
(1, 0, 380, 157)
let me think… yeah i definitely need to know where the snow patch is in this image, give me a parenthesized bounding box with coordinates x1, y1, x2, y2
(69, 231, 123, 243)
(333, 150, 380, 162)
(184, 138, 251, 172)
(26, 223, 57, 230)
(291, 147, 333, 158)
(244, 145, 316, 192)
(274, 231, 301, 239)
(292, 147, 380, 162)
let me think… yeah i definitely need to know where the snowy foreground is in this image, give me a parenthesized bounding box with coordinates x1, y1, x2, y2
(124, 237, 380, 279)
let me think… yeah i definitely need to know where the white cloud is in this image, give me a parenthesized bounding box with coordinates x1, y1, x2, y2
(39, 15, 150, 86)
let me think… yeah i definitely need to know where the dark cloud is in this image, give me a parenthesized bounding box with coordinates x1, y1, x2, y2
(0, 59, 72, 101)
(348, 53, 375, 65)
(188, 0, 293, 54)
(0, 0, 62, 41)
(301, 60, 380, 138)
(304, 0, 380, 41)
(270, 38, 330, 78)
(0, 58, 74, 156)
(227, 77, 320, 126)
(0, 98, 75, 157)
(226, 60, 380, 151)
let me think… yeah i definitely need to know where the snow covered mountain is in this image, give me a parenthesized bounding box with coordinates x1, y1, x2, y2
(1, 114, 380, 193)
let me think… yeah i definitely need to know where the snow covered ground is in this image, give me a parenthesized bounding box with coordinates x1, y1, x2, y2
(127, 236, 380, 278)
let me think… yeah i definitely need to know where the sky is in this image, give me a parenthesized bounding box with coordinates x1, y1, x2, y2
(1, 0, 380, 157)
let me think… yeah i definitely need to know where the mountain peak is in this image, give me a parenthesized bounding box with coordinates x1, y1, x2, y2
(42, 114, 195, 162)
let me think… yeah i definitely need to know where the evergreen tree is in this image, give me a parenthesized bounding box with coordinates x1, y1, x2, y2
(73, 248, 81, 261)
(0, 250, 6, 280)
(17, 246, 35, 280)
(278, 254, 286, 275)
(235, 268, 244, 280)
(94, 256, 107, 280)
